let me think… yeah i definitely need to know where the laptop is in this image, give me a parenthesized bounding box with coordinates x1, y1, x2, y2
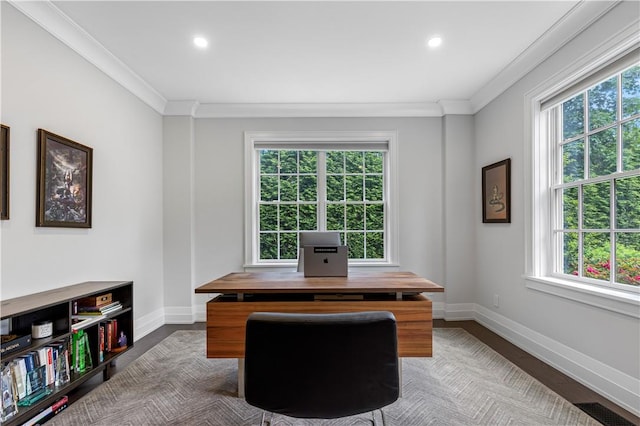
(303, 246, 348, 277)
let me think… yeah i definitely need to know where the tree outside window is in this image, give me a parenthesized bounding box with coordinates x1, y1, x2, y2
(257, 149, 387, 262)
(555, 64, 640, 288)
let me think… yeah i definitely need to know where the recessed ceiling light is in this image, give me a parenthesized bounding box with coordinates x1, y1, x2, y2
(193, 36, 208, 49)
(427, 36, 443, 48)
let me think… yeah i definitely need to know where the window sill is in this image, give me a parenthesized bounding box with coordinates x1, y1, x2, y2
(243, 262, 400, 272)
(524, 275, 640, 319)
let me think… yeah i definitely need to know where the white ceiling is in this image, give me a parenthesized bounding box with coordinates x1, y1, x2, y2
(11, 1, 618, 116)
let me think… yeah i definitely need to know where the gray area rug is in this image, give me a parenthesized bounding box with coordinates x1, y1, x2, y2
(49, 329, 599, 425)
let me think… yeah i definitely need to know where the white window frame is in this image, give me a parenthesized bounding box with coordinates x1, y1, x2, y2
(524, 33, 640, 319)
(244, 130, 399, 269)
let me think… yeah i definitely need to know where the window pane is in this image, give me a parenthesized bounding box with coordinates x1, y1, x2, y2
(260, 176, 278, 201)
(622, 118, 640, 171)
(346, 204, 364, 230)
(622, 65, 640, 119)
(347, 232, 364, 259)
(299, 204, 317, 231)
(326, 204, 344, 230)
(280, 175, 298, 201)
(279, 205, 297, 230)
(280, 150, 298, 173)
(345, 152, 364, 173)
(260, 150, 278, 174)
(365, 152, 383, 173)
(260, 233, 278, 260)
(562, 138, 584, 183)
(588, 76, 618, 130)
(589, 128, 617, 178)
(616, 232, 640, 286)
(255, 147, 387, 263)
(366, 232, 384, 259)
(365, 175, 383, 201)
(562, 94, 584, 140)
(326, 175, 344, 202)
(583, 232, 610, 281)
(562, 186, 579, 229)
(299, 151, 317, 174)
(280, 232, 297, 259)
(299, 175, 317, 201)
(616, 176, 640, 229)
(583, 182, 610, 229)
(326, 152, 344, 173)
(366, 204, 384, 230)
(260, 204, 278, 231)
(346, 175, 363, 202)
(561, 232, 579, 276)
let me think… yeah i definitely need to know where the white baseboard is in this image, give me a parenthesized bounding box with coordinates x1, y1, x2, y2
(442, 302, 475, 321)
(134, 307, 165, 341)
(164, 306, 197, 324)
(473, 304, 640, 417)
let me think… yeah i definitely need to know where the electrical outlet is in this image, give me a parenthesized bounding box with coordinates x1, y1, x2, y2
(493, 294, 499, 308)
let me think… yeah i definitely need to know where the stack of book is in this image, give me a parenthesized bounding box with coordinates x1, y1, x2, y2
(0, 339, 71, 421)
(75, 292, 122, 315)
(71, 293, 122, 332)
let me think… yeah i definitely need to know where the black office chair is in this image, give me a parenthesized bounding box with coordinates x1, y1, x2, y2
(244, 311, 400, 425)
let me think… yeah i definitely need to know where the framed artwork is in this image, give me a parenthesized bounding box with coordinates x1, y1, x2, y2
(36, 129, 93, 228)
(482, 158, 511, 223)
(1, 125, 8, 220)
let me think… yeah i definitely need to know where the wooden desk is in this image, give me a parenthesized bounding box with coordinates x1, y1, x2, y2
(195, 271, 444, 358)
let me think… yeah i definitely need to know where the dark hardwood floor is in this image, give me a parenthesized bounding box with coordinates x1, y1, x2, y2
(68, 320, 639, 425)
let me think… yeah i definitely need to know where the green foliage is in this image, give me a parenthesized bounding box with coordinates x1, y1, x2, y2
(558, 64, 640, 287)
(582, 181, 610, 229)
(589, 76, 617, 130)
(258, 149, 385, 261)
(623, 119, 640, 171)
(589, 128, 617, 177)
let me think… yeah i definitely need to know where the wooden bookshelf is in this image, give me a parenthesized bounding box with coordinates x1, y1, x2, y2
(0, 281, 133, 425)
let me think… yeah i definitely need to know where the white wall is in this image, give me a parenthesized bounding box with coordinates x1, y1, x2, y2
(474, 0, 639, 414)
(176, 117, 451, 314)
(0, 3, 165, 339)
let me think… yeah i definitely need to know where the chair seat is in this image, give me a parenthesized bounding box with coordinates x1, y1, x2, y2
(244, 311, 400, 419)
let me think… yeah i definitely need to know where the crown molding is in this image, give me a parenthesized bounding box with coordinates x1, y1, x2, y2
(164, 100, 201, 117)
(194, 102, 445, 118)
(8, 0, 167, 114)
(469, 0, 619, 113)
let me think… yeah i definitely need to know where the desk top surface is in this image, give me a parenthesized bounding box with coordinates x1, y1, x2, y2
(194, 271, 444, 294)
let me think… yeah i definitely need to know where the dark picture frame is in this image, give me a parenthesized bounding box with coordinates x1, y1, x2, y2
(36, 129, 93, 228)
(482, 158, 511, 223)
(1, 125, 9, 220)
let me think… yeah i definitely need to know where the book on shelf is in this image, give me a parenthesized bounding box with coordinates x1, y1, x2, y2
(1, 334, 32, 357)
(71, 314, 106, 331)
(76, 301, 122, 316)
(20, 394, 68, 426)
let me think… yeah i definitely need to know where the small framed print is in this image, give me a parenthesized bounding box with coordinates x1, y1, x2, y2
(1, 125, 8, 220)
(36, 129, 93, 228)
(482, 158, 511, 223)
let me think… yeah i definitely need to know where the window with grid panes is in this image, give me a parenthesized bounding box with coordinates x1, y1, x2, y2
(548, 61, 640, 290)
(245, 132, 397, 266)
(258, 149, 386, 261)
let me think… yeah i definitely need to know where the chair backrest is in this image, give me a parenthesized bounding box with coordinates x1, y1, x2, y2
(244, 311, 399, 419)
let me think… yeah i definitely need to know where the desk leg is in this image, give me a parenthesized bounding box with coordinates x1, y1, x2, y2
(237, 358, 245, 398)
